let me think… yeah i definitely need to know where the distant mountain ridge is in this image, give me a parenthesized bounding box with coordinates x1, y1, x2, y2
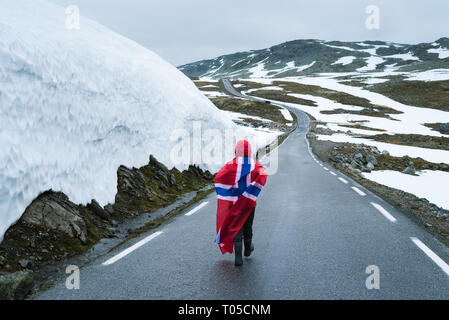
(179, 38, 449, 79)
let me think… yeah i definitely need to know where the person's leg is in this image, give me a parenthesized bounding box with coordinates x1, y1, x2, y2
(233, 229, 243, 266)
(243, 208, 255, 257)
(243, 208, 255, 239)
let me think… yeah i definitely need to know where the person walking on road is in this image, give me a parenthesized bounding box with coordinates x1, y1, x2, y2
(214, 140, 267, 266)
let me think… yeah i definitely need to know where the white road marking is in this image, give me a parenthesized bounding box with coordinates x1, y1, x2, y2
(103, 231, 163, 266)
(411, 237, 449, 276)
(185, 201, 209, 216)
(323, 167, 329, 171)
(330, 171, 337, 176)
(319, 164, 323, 167)
(370, 202, 397, 223)
(351, 186, 367, 196)
(338, 177, 348, 184)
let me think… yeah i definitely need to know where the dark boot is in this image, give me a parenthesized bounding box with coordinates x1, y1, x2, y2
(234, 241, 243, 266)
(244, 239, 254, 257)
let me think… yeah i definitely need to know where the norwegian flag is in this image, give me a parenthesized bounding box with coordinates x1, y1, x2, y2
(214, 140, 267, 254)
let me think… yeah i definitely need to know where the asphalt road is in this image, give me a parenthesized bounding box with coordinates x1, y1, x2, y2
(34, 81, 449, 300)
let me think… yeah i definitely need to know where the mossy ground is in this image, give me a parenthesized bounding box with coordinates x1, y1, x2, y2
(369, 78, 449, 112)
(368, 133, 449, 151)
(211, 97, 293, 132)
(232, 79, 402, 119)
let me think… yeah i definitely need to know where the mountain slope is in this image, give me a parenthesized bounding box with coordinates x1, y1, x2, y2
(0, 0, 238, 241)
(179, 38, 449, 79)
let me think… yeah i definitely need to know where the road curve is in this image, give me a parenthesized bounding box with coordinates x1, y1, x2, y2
(34, 81, 449, 300)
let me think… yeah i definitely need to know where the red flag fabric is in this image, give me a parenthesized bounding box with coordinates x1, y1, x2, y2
(214, 140, 267, 254)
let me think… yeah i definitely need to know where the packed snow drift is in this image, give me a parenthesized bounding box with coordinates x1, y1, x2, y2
(0, 0, 247, 241)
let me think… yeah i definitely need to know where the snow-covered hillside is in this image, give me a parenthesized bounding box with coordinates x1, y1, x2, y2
(179, 38, 449, 79)
(0, 0, 242, 241)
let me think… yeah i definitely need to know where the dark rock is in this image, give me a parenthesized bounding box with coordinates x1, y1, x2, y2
(88, 200, 109, 221)
(203, 170, 214, 180)
(116, 166, 155, 202)
(366, 162, 375, 171)
(350, 160, 362, 169)
(168, 173, 177, 186)
(104, 204, 114, 215)
(354, 153, 364, 162)
(402, 166, 417, 176)
(149, 155, 169, 174)
(188, 165, 202, 178)
(0, 256, 6, 267)
(366, 154, 378, 166)
(149, 155, 172, 189)
(0, 271, 34, 300)
(18, 259, 31, 269)
(20, 191, 87, 244)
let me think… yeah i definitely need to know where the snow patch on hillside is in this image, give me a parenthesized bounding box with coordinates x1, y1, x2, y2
(332, 56, 356, 66)
(363, 170, 449, 210)
(428, 47, 449, 59)
(248, 61, 316, 78)
(383, 52, 420, 61)
(405, 69, 449, 82)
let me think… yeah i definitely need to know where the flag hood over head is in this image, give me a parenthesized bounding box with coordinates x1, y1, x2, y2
(235, 140, 252, 157)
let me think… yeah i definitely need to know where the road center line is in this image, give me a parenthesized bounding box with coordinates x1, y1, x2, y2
(351, 186, 366, 196)
(338, 177, 348, 184)
(370, 202, 397, 223)
(103, 231, 163, 266)
(411, 237, 449, 276)
(185, 201, 209, 216)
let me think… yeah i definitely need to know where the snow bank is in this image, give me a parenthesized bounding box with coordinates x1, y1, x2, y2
(382, 52, 420, 61)
(332, 56, 356, 66)
(405, 69, 449, 82)
(428, 47, 449, 59)
(0, 0, 240, 241)
(248, 61, 315, 78)
(363, 170, 449, 210)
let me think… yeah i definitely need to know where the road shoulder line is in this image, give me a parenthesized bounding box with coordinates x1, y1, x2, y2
(371, 202, 397, 223)
(411, 237, 449, 276)
(103, 231, 163, 266)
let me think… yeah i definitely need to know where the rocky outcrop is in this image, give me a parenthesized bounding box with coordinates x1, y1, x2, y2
(113, 155, 213, 218)
(0, 271, 34, 300)
(325, 143, 449, 175)
(0, 155, 214, 299)
(329, 145, 380, 175)
(20, 191, 88, 244)
(429, 123, 449, 135)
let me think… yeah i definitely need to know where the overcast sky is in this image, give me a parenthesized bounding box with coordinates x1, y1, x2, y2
(50, 0, 449, 66)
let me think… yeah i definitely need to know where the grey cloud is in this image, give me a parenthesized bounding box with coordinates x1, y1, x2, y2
(50, 0, 449, 66)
